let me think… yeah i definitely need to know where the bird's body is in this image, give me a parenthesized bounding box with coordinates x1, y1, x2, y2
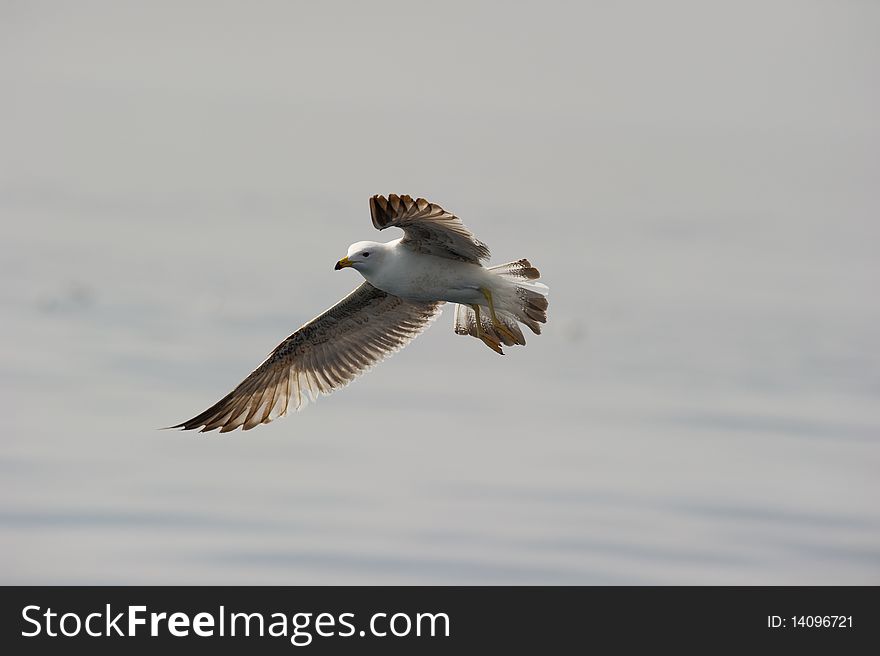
(171, 194, 549, 433)
(349, 238, 496, 305)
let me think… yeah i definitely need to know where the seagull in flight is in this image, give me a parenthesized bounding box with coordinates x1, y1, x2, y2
(172, 194, 549, 433)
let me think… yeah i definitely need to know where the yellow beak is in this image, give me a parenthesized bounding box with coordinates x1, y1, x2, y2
(334, 256, 353, 270)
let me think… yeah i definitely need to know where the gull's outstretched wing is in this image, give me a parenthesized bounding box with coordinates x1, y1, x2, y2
(171, 283, 442, 433)
(369, 194, 490, 264)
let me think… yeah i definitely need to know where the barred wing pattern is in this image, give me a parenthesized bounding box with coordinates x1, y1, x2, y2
(370, 194, 490, 264)
(172, 283, 442, 433)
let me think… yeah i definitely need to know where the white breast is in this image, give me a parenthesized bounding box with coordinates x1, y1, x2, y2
(366, 244, 488, 305)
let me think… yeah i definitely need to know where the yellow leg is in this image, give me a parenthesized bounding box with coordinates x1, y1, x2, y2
(471, 304, 503, 354)
(479, 287, 519, 344)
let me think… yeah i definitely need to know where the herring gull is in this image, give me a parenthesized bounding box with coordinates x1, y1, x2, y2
(171, 194, 549, 432)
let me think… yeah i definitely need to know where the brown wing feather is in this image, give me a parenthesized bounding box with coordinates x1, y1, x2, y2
(370, 194, 490, 263)
(171, 282, 442, 433)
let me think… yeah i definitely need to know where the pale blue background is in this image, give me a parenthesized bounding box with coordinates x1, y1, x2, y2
(2, 0, 878, 583)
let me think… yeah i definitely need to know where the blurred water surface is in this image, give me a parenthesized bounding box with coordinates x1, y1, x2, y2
(2, 1, 878, 583)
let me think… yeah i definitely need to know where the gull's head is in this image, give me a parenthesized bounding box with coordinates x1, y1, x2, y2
(335, 241, 385, 272)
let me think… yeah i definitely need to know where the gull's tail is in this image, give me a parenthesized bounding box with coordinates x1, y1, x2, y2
(453, 259, 549, 354)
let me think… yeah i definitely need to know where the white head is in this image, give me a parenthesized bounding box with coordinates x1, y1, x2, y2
(334, 240, 387, 274)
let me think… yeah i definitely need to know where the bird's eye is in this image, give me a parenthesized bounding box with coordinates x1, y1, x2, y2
(362, 252, 370, 257)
